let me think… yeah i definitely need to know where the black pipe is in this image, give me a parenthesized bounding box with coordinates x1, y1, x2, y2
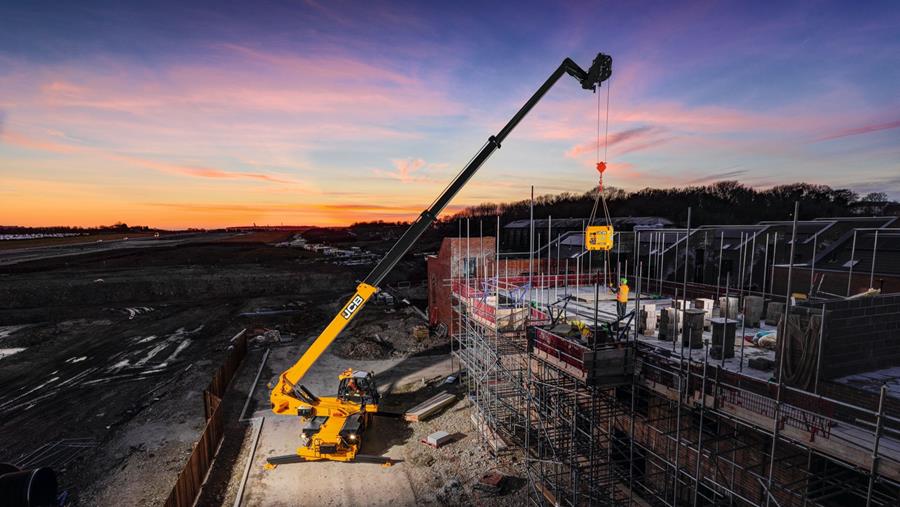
(0, 466, 57, 507)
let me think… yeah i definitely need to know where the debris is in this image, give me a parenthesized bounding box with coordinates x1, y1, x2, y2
(252, 329, 288, 344)
(474, 471, 507, 496)
(239, 308, 300, 317)
(749, 357, 775, 371)
(421, 431, 453, 448)
(404, 391, 456, 422)
(413, 325, 429, 341)
(848, 288, 881, 299)
(406, 303, 429, 321)
(757, 333, 777, 349)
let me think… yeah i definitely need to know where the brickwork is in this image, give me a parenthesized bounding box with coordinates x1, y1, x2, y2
(617, 393, 813, 506)
(818, 294, 900, 379)
(426, 236, 496, 327)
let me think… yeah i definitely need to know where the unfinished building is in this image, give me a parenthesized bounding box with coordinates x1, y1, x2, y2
(429, 213, 900, 506)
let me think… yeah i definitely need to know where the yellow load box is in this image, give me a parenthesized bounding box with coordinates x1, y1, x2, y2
(585, 225, 614, 251)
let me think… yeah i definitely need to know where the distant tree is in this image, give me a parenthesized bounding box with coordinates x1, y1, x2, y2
(861, 192, 889, 202)
(445, 180, 860, 229)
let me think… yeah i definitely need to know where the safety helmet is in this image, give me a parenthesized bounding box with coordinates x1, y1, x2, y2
(620, 278, 628, 285)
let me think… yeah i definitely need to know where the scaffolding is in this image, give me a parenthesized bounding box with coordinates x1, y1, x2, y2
(444, 211, 900, 507)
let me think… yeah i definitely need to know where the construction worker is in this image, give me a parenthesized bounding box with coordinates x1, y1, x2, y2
(609, 277, 629, 322)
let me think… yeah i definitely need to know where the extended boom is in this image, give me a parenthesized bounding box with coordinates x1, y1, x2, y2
(268, 53, 612, 465)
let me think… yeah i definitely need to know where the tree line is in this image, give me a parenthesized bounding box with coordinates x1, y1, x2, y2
(445, 181, 889, 230)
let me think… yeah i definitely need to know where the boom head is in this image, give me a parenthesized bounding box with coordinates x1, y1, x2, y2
(582, 52, 612, 90)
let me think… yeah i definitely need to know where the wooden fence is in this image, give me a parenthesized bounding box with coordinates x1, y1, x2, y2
(164, 329, 248, 507)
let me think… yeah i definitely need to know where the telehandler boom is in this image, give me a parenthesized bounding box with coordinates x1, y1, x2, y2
(268, 53, 612, 465)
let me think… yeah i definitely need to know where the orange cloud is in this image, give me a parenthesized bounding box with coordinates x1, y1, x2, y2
(373, 158, 447, 183)
(109, 154, 301, 184)
(2, 130, 84, 154)
(2, 130, 304, 185)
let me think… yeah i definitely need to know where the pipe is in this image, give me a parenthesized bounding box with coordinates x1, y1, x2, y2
(0, 467, 57, 507)
(847, 230, 857, 296)
(869, 229, 879, 289)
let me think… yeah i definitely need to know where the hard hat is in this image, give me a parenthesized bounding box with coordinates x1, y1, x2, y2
(620, 278, 628, 285)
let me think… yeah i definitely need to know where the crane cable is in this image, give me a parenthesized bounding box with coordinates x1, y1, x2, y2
(588, 78, 612, 228)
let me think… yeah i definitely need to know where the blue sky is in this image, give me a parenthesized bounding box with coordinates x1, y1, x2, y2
(1, 0, 898, 227)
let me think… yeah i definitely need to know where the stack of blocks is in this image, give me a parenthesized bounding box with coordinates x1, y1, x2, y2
(719, 296, 739, 320)
(743, 296, 764, 327)
(658, 307, 680, 341)
(711, 317, 737, 359)
(694, 298, 715, 330)
(765, 301, 784, 326)
(682, 309, 705, 349)
(639, 304, 657, 336)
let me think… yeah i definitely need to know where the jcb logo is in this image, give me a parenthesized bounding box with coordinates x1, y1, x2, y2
(341, 294, 365, 320)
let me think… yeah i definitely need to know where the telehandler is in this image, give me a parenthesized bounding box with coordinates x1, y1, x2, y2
(267, 52, 612, 465)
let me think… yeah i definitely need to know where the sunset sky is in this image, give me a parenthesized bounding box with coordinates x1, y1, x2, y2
(1, 1, 899, 228)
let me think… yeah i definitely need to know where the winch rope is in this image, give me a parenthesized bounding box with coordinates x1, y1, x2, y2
(588, 78, 613, 228)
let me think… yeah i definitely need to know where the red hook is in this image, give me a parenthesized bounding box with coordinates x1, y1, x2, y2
(596, 161, 606, 191)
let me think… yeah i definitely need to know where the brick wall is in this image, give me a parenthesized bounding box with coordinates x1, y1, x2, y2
(619, 394, 809, 506)
(771, 266, 900, 297)
(426, 237, 496, 328)
(818, 294, 900, 380)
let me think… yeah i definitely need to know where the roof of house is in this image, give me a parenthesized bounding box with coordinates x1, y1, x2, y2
(504, 216, 673, 229)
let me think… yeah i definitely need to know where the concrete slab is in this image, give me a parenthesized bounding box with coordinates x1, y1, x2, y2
(515, 288, 778, 381)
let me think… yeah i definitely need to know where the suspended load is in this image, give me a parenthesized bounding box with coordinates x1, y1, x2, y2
(585, 160, 614, 251)
(585, 224, 613, 250)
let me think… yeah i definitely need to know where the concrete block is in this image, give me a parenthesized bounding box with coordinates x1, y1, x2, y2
(674, 299, 692, 310)
(694, 298, 716, 330)
(743, 296, 764, 327)
(694, 298, 715, 310)
(682, 309, 705, 349)
(639, 304, 657, 336)
(748, 357, 774, 371)
(426, 431, 453, 448)
(658, 307, 681, 341)
(719, 296, 739, 320)
(766, 302, 784, 325)
(711, 317, 737, 358)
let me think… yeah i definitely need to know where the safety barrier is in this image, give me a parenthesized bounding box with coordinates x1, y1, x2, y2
(532, 327, 588, 371)
(164, 329, 248, 507)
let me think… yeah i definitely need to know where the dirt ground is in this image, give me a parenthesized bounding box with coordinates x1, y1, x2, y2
(0, 233, 356, 505)
(0, 229, 517, 506)
(200, 335, 528, 507)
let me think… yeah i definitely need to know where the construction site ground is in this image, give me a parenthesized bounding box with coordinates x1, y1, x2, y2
(0, 231, 525, 506)
(201, 297, 528, 506)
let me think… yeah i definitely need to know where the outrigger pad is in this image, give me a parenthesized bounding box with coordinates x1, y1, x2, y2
(267, 454, 307, 465)
(265, 454, 396, 466)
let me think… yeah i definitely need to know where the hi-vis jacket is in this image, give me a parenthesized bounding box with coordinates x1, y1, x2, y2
(617, 284, 629, 303)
